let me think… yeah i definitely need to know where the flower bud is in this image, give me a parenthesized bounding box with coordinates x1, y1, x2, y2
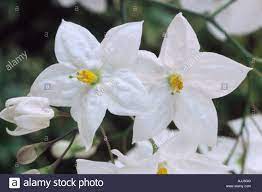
(16, 142, 50, 165)
(0, 97, 54, 136)
(51, 134, 99, 159)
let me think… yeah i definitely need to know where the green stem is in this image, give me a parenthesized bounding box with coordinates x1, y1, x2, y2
(51, 130, 77, 171)
(211, 0, 237, 17)
(149, 138, 159, 154)
(49, 128, 78, 145)
(100, 126, 115, 164)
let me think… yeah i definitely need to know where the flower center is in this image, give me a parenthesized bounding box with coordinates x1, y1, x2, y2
(76, 69, 99, 85)
(157, 163, 168, 175)
(168, 73, 183, 93)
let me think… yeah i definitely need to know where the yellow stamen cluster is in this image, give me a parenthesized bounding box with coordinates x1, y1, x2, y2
(76, 69, 99, 85)
(168, 73, 183, 93)
(157, 167, 168, 174)
(157, 164, 168, 175)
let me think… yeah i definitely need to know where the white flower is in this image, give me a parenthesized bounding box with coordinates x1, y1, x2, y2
(77, 131, 229, 174)
(30, 20, 149, 151)
(131, 13, 251, 146)
(179, 0, 262, 40)
(228, 114, 262, 173)
(57, 0, 107, 13)
(0, 97, 54, 136)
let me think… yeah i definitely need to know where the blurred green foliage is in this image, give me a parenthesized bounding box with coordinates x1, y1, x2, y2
(0, 0, 261, 173)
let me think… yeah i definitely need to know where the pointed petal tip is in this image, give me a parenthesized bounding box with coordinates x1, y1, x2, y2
(175, 12, 185, 20)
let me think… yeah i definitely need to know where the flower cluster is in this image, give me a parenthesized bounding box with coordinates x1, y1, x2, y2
(0, 13, 252, 174)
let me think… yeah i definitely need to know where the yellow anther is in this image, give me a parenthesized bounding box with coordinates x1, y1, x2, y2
(168, 73, 183, 93)
(76, 69, 99, 85)
(157, 164, 168, 175)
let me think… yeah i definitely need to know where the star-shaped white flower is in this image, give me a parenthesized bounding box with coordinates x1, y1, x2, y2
(57, 0, 106, 13)
(0, 97, 54, 136)
(30, 20, 149, 151)
(180, 0, 262, 40)
(77, 131, 229, 174)
(131, 13, 251, 146)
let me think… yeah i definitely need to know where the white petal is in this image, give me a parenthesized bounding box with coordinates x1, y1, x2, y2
(159, 13, 200, 70)
(0, 108, 15, 123)
(6, 126, 46, 136)
(173, 88, 218, 147)
(117, 160, 158, 174)
(153, 129, 176, 147)
(13, 115, 51, 130)
(77, 159, 116, 174)
(126, 141, 153, 160)
(105, 70, 150, 116)
(184, 52, 252, 99)
(111, 149, 137, 166)
(30, 64, 81, 107)
(132, 50, 165, 85)
(57, 0, 76, 7)
(78, 0, 107, 13)
(111, 149, 158, 174)
(126, 130, 175, 160)
(159, 131, 198, 158)
(133, 88, 173, 142)
(101, 22, 142, 70)
(71, 89, 107, 151)
(15, 98, 54, 117)
(55, 20, 100, 69)
(173, 153, 230, 174)
(5, 97, 48, 107)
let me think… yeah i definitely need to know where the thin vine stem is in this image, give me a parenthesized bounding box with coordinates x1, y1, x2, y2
(100, 126, 115, 164)
(51, 130, 77, 171)
(211, 0, 237, 17)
